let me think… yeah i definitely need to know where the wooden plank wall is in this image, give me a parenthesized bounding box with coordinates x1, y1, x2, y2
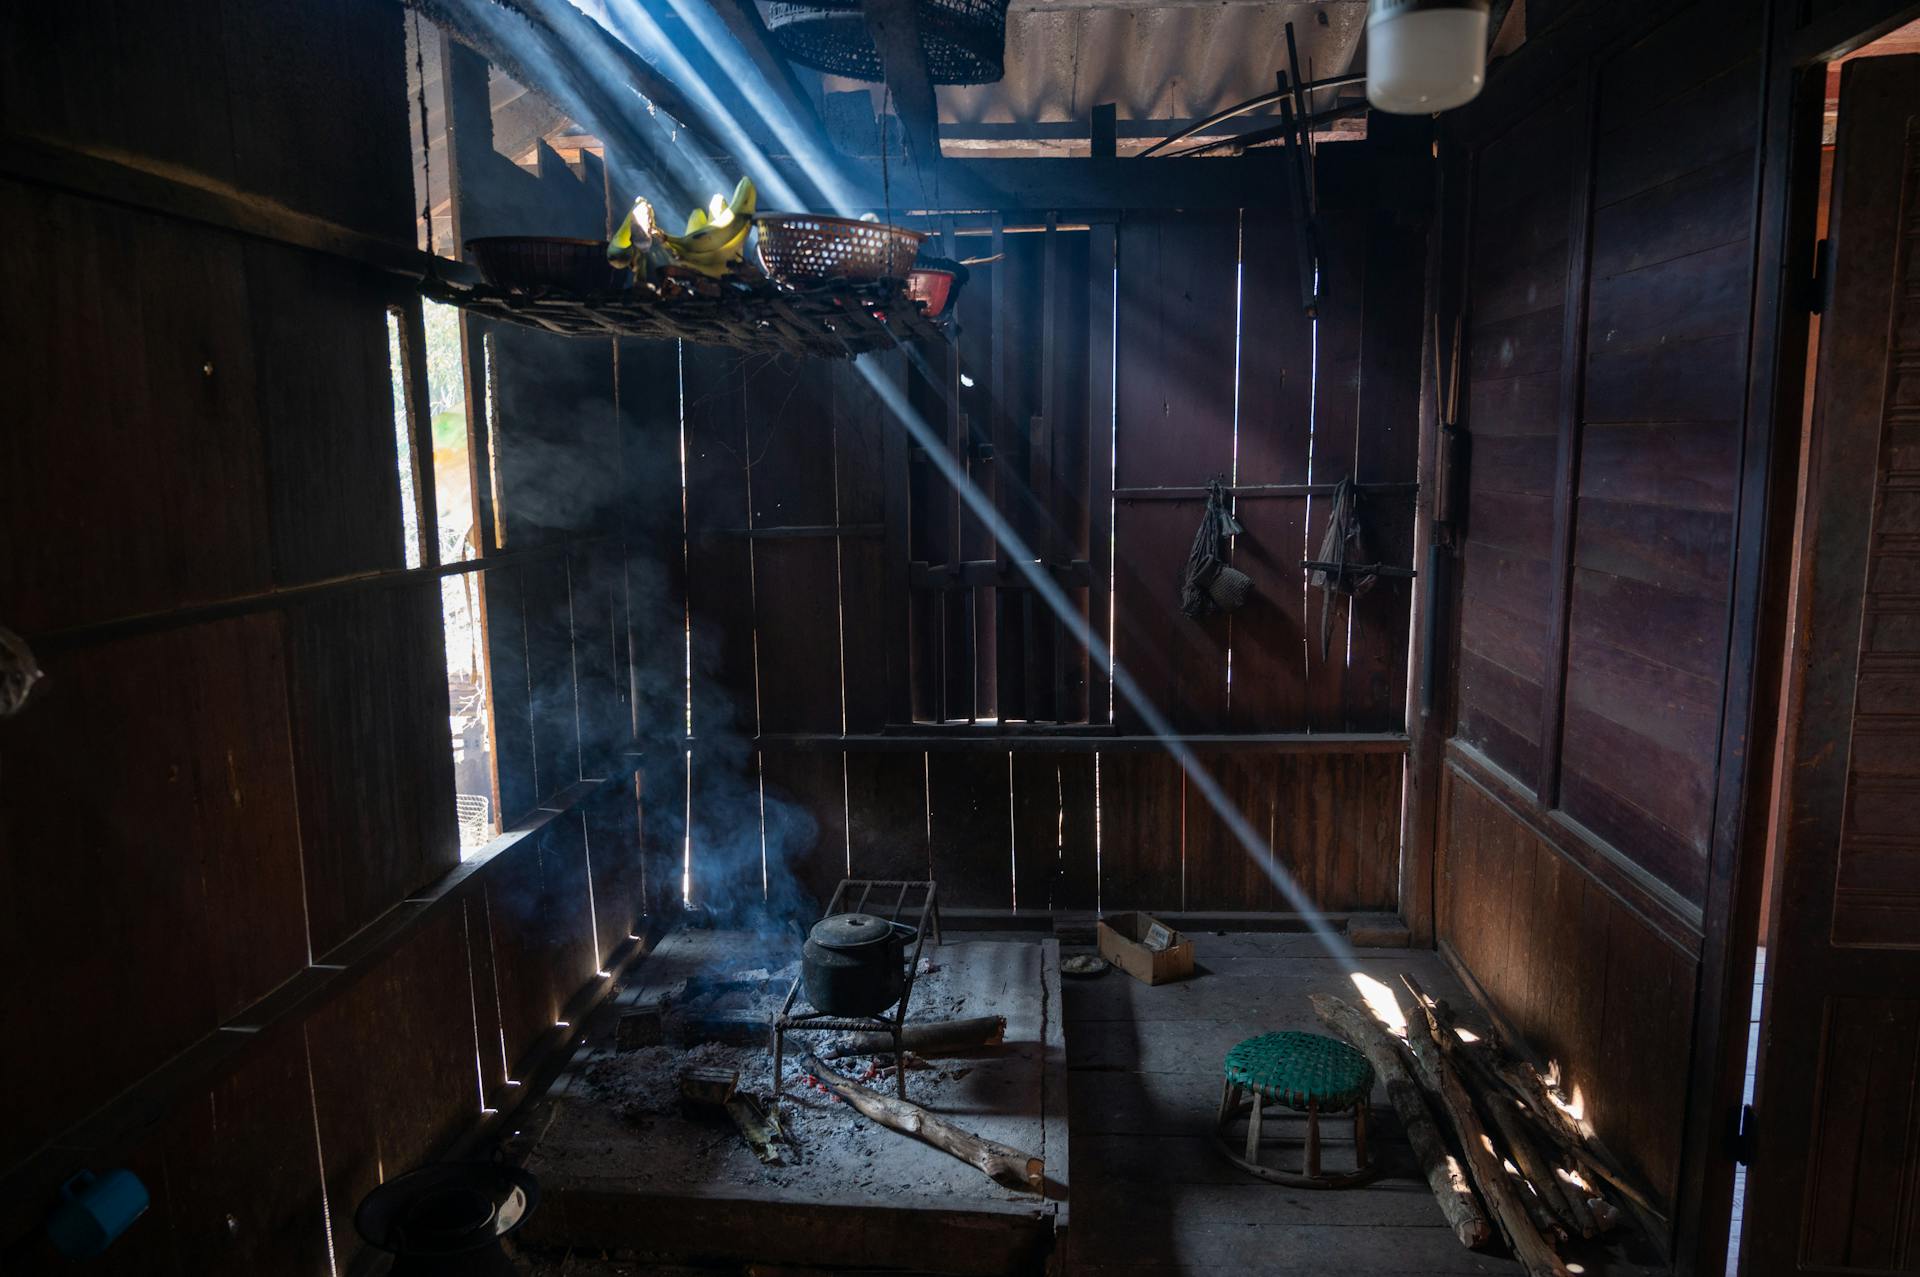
(0, 5, 663, 1271)
(1436, 0, 1769, 1227)
(671, 139, 1425, 920)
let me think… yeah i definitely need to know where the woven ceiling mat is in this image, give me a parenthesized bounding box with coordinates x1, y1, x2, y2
(761, 0, 1010, 85)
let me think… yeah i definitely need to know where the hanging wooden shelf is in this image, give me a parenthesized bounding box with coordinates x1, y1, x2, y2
(419, 269, 949, 358)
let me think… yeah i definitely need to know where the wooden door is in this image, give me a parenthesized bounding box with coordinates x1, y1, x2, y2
(1742, 54, 1920, 1275)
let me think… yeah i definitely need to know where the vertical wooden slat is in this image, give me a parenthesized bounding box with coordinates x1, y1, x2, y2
(1112, 211, 1240, 732)
(1086, 221, 1118, 726)
(837, 355, 903, 733)
(1229, 204, 1315, 731)
(1096, 751, 1185, 909)
(926, 750, 1015, 908)
(1536, 65, 1600, 801)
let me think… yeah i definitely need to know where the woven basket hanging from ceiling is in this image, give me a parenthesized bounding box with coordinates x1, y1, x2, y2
(761, 0, 1010, 85)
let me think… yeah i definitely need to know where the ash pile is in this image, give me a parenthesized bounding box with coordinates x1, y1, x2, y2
(571, 956, 1003, 1193)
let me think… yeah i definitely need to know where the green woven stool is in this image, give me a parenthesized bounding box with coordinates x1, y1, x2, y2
(1214, 1031, 1377, 1187)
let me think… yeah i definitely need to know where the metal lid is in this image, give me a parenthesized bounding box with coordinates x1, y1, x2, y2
(809, 912, 896, 949)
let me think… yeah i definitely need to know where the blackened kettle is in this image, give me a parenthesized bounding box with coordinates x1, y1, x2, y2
(801, 912, 916, 1016)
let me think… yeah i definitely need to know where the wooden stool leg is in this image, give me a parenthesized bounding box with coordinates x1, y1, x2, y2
(1217, 1080, 1239, 1127)
(1354, 1103, 1369, 1170)
(1244, 1094, 1264, 1163)
(1304, 1099, 1321, 1177)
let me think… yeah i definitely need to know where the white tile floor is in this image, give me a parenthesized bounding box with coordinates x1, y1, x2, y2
(1726, 947, 1765, 1276)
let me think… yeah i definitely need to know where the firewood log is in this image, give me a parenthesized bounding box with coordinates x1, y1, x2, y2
(826, 1015, 1007, 1058)
(1311, 994, 1492, 1250)
(1480, 1046, 1663, 1222)
(1405, 978, 1596, 1240)
(797, 1052, 1044, 1192)
(1392, 986, 1572, 1277)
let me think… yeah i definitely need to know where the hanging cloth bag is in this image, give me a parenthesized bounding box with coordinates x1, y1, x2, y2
(1179, 479, 1253, 618)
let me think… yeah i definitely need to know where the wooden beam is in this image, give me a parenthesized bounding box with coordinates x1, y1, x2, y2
(754, 731, 1411, 753)
(861, 0, 942, 169)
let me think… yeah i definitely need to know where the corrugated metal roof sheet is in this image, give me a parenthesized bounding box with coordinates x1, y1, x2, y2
(823, 0, 1367, 154)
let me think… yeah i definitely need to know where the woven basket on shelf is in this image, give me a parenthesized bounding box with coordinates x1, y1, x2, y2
(762, 0, 1009, 85)
(756, 215, 926, 284)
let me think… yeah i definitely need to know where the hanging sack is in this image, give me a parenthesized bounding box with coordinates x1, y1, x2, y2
(1179, 479, 1253, 618)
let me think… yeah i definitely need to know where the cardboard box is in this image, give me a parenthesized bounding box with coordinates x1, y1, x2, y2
(1097, 911, 1196, 986)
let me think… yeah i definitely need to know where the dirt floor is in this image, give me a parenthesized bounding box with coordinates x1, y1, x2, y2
(513, 928, 1669, 1277)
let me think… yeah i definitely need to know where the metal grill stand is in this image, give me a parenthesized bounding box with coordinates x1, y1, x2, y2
(773, 879, 940, 1101)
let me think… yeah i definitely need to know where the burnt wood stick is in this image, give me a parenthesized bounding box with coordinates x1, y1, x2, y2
(1469, 1022, 1663, 1220)
(1311, 994, 1492, 1249)
(827, 1015, 1007, 1059)
(1409, 981, 1594, 1239)
(1393, 986, 1572, 1277)
(798, 1052, 1044, 1192)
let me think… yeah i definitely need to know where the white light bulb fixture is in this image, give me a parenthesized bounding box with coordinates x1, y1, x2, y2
(1366, 0, 1491, 115)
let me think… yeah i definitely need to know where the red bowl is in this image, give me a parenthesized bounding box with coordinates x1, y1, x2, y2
(906, 267, 956, 317)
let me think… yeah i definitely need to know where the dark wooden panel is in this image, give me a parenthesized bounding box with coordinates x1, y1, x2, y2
(1008, 751, 1098, 913)
(925, 750, 1014, 909)
(1471, 236, 1571, 327)
(490, 329, 625, 543)
(1593, 57, 1758, 208)
(484, 563, 539, 826)
(1584, 334, 1748, 425)
(1577, 420, 1740, 512)
(0, 183, 270, 635)
(245, 244, 407, 584)
(0, 617, 305, 1170)
(1236, 208, 1314, 487)
(1182, 752, 1275, 912)
(1800, 997, 1920, 1266)
(683, 345, 759, 734)
(1558, 702, 1712, 904)
(0, 1, 238, 190)
(288, 582, 459, 955)
(522, 553, 583, 800)
(1113, 211, 1239, 490)
(1573, 498, 1735, 593)
(308, 908, 483, 1271)
(1468, 369, 1562, 438)
(748, 356, 844, 735)
(845, 750, 932, 883)
(584, 778, 646, 963)
(1439, 764, 1698, 1214)
(1454, 647, 1544, 780)
(161, 1029, 330, 1276)
(1585, 239, 1753, 356)
(218, 0, 414, 242)
(571, 540, 634, 777)
(1467, 432, 1560, 497)
(835, 355, 905, 733)
(1111, 501, 1230, 732)
(485, 812, 598, 1070)
(1096, 750, 1184, 910)
(1110, 211, 1240, 733)
(1587, 151, 1755, 281)
(1224, 496, 1310, 731)
(1565, 564, 1729, 682)
(757, 747, 848, 916)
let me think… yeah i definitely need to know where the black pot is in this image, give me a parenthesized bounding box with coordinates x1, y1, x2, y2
(802, 913, 916, 1016)
(354, 1163, 538, 1277)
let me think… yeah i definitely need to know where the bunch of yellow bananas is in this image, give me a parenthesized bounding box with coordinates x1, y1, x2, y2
(609, 176, 759, 280)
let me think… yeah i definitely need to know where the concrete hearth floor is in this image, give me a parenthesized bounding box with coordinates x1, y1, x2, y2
(513, 930, 1668, 1277)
